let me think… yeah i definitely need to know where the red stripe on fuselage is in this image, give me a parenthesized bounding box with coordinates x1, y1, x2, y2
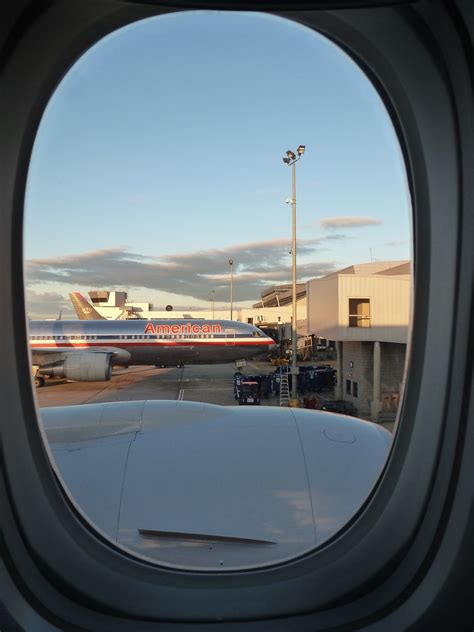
(30, 340, 273, 349)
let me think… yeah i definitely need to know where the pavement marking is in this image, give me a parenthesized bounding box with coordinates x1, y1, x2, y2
(181, 387, 231, 391)
(36, 363, 285, 408)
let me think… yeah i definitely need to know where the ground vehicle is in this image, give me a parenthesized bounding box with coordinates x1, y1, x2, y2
(319, 399, 358, 417)
(270, 357, 289, 366)
(238, 381, 261, 405)
(234, 373, 273, 402)
(0, 2, 472, 630)
(298, 365, 336, 393)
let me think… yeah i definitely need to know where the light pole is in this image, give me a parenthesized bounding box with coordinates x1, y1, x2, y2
(211, 290, 215, 320)
(228, 259, 234, 320)
(282, 145, 305, 402)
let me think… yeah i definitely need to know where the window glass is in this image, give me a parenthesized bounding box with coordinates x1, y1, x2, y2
(24, 10, 411, 571)
(349, 298, 371, 328)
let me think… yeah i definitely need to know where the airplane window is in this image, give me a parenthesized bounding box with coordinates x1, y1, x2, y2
(24, 10, 411, 571)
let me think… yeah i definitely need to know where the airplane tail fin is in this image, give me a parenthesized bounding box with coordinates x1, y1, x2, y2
(69, 293, 106, 320)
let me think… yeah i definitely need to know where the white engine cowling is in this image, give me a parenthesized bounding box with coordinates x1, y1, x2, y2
(39, 353, 112, 382)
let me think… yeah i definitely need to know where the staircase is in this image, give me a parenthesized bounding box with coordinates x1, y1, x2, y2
(279, 374, 290, 407)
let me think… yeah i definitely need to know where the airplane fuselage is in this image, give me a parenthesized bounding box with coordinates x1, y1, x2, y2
(29, 319, 276, 366)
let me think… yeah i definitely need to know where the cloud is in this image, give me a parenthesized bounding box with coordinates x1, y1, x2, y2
(384, 239, 409, 247)
(320, 216, 382, 230)
(25, 240, 339, 303)
(25, 289, 75, 320)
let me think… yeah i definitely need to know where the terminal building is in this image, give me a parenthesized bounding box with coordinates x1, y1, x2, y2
(306, 261, 411, 422)
(85, 288, 307, 340)
(82, 262, 410, 423)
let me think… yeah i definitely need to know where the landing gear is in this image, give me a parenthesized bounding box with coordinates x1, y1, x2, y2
(34, 376, 45, 388)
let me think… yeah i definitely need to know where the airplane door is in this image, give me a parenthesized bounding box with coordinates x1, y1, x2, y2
(225, 328, 235, 346)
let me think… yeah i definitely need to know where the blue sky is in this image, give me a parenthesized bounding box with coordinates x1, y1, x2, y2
(24, 10, 411, 318)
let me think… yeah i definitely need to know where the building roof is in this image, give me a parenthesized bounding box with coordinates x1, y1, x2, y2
(374, 261, 411, 275)
(324, 261, 410, 278)
(253, 284, 306, 308)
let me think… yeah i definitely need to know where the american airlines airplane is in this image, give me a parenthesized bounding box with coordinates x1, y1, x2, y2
(69, 291, 107, 320)
(30, 319, 276, 386)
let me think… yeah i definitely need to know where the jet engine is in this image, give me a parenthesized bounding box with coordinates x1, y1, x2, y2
(38, 353, 112, 382)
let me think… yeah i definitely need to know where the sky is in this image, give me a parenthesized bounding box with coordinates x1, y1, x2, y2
(23, 10, 412, 319)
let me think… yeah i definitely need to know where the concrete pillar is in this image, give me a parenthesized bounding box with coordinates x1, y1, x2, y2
(371, 341, 382, 421)
(335, 341, 343, 399)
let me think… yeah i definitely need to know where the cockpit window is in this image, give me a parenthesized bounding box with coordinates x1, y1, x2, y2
(24, 10, 411, 570)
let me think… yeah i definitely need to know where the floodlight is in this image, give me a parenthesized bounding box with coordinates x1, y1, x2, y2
(282, 157, 290, 164)
(297, 145, 305, 155)
(286, 150, 296, 160)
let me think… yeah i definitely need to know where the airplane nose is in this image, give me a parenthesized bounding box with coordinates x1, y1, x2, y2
(268, 342, 277, 351)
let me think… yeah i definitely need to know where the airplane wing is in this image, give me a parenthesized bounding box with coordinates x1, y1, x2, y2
(41, 400, 391, 569)
(31, 346, 131, 382)
(31, 346, 129, 365)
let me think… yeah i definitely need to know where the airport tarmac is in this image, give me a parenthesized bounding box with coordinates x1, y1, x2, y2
(34, 361, 281, 409)
(34, 361, 394, 432)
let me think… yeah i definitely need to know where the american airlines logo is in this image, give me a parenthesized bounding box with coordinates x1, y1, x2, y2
(82, 307, 92, 314)
(144, 323, 222, 335)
